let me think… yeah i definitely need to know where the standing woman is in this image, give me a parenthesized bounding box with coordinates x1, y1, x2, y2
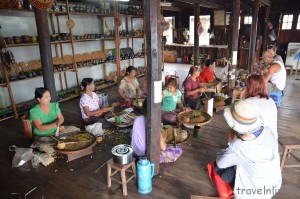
(30, 87, 64, 137)
(80, 78, 108, 125)
(118, 66, 141, 102)
(183, 66, 206, 109)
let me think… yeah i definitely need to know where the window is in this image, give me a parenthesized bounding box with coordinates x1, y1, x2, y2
(163, 17, 174, 44)
(244, 16, 252, 24)
(282, 14, 293, 30)
(189, 15, 210, 45)
(297, 14, 300, 29)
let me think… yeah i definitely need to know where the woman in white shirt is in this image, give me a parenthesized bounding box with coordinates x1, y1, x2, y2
(79, 78, 109, 126)
(244, 74, 278, 138)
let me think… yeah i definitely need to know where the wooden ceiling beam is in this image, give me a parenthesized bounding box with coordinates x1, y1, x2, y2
(161, 6, 181, 12)
(174, 0, 223, 9)
(260, 0, 271, 7)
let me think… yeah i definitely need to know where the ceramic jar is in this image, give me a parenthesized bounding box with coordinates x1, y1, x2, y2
(30, 36, 37, 43)
(22, 35, 30, 43)
(14, 0, 23, 9)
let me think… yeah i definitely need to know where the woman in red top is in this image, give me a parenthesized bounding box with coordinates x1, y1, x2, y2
(183, 66, 206, 109)
(199, 59, 216, 83)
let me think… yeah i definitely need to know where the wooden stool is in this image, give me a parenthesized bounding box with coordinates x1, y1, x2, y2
(107, 158, 136, 196)
(278, 136, 300, 169)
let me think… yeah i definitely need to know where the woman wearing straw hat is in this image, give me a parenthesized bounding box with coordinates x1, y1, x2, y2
(212, 99, 282, 199)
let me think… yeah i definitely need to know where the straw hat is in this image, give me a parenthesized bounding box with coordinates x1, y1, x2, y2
(223, 99, 263, 134)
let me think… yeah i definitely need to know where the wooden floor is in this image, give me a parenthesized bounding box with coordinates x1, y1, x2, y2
(0, 63, 299, 199)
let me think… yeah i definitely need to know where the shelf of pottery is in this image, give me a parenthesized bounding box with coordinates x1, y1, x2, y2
(0, 0, 146, 121)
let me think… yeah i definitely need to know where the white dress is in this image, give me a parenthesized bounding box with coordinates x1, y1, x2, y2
(247, 96, 278, 138)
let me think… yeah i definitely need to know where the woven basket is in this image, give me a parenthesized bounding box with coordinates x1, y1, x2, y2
(21, 114, 33, 140)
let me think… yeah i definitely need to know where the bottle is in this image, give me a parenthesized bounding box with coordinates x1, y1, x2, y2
(137, 157, 154, 194)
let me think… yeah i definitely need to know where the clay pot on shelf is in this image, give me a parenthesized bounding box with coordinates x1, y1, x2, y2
(22, 35, 30, 43)
(4, 37, 13, 45)
(30, 36, 37, 43)
(23, 0, 32, 10)
(14, 0, 23, 9)
(13, 36, 22, 44)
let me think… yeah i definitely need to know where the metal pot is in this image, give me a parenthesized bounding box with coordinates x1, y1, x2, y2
(111, 144, 133, 165)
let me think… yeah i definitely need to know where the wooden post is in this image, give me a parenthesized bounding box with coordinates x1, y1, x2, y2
(114, 2, 121, 83)
(262, 7, 270, 51)
(144, 0, 162, 175)
(228, 0, 240, 94)
(34, 8, 56, 101)
(0, 51, 18, 119)
(194, 3, 200, 66)
(247, 0, 259, 72)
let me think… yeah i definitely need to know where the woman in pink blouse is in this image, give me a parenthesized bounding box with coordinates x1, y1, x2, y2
(79, 78, 109, 126)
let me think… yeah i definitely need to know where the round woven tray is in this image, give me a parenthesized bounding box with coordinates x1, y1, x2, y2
(104, 111, 136, 128)
(177, 110, 212, 129)
(160, 125, 191, 145)
(55, 132, 96, 154)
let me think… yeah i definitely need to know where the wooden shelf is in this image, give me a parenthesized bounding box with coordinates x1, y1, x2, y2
(119, 14, 143, 18)
(6, 38, 110, 48)
(0, 8, 33, 16)
(6, 43, 39, 48)
(0, 115, 15, 122)
(0, 83, 7, 87)
(58, 94, 80, 103)
(94, 82, 117, 91)
(120, 36, 144, 39)
(49, 11, 114, 17)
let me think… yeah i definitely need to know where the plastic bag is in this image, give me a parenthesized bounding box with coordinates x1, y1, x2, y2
(32, 152, 54, 167)
(85, 122, 104, 136)
(9, 145, 34, 167)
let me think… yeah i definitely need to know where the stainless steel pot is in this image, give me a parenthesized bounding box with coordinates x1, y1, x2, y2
(111, 144, 133, 165)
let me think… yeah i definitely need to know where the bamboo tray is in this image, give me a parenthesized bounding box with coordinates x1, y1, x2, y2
(105, 111, 136, 128)
(177, 110, 212, 129)
(160, 125, 190, 145)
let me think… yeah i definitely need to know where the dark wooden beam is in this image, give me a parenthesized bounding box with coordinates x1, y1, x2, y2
(145, 0, 162, 175)
(228, 0, 240, 94)
(194, 3, 200, 66)
(247, 0, 260, 72)
(175, 0, 223, 9)
(260, 0, 271, 7)
(262, 7, 270, 51)
(34, 8, 57, 101)
(161, 6, 181, 12)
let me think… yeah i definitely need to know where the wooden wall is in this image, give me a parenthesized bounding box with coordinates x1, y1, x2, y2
(270, 1, 300, 62)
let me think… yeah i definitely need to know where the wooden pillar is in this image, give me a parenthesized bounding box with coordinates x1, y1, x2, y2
(34, 8, 57, 101)
(194, 3, 200, 66)
(144, 0, 162, 175)
(228, 0, 240, 94)
(247, 0, 259, 72)
(262, 7, 270, 51)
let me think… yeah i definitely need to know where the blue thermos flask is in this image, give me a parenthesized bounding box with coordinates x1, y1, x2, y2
(137, 156, 154, 194)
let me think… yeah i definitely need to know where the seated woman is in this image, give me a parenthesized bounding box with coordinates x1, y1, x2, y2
(131, 100, 182, 163)
(183, 66, 206, 109)
(198, 59, 216, 83)
(245, 74, 278, 137)
(79, 78, 109, 126)
(210, 99, 281, 199)
(118, 66, 141, 102)
(162, 78, 186, 124)
(30, 87, 64, 137)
